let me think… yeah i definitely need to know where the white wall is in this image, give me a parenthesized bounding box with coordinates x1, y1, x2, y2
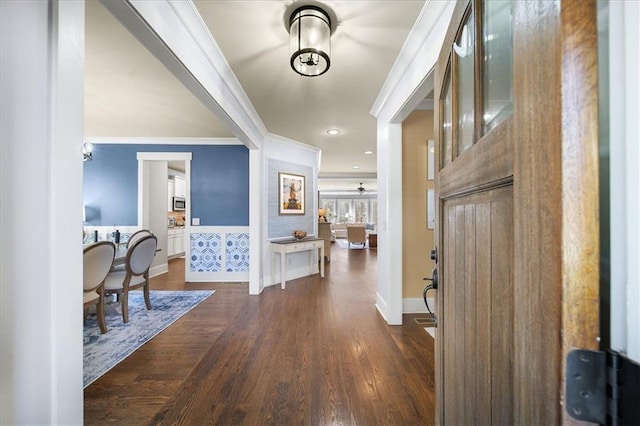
(143, 161, 169, 276)
(260, 134, 321, 293)
(0, 1, 84, 423)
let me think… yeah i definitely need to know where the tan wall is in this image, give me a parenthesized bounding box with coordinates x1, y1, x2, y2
(402, 110, 436, 298)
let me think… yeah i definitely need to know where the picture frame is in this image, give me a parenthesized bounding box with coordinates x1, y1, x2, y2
(278, 172, 305, 215)
(427, 139, 435, 181)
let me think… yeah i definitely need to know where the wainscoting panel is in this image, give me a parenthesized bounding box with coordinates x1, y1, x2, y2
(187, 227, 249, 282)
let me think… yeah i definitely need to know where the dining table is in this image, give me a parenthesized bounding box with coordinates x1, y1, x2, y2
(112, 244, 161, 266)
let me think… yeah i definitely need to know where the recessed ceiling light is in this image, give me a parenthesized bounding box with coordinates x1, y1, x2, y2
(352, 165, 360, 169)
(326, 129, 340, 135)
(364, 150, 373, 155)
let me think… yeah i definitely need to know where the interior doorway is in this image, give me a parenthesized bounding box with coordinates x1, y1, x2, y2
(137, 152, 192, 281)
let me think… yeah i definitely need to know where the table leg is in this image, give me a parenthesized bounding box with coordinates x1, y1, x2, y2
(280, 252, 286, 289)
(320, 246, 325, 278)
(271, 252, 275, 287)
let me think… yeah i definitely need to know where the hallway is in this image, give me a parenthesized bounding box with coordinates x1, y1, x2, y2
(84, 242, 435, 424)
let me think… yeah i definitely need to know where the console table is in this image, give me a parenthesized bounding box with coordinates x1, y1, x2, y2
(270, 238, 324, 289)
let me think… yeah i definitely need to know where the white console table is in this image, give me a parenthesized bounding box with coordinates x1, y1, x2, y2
(270, 238, 325, 289)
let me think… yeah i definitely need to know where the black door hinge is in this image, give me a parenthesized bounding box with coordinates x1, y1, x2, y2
(566, 349, 640, 425)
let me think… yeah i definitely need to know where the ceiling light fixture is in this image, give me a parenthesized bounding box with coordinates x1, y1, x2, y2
(364, 150, 373, 155)
(287, 4, 332, 77)
(352, 165, 360, 169)
(327, 129, 340, 135)
(357, 183, 366, 194)
(83, 142, 93, 162)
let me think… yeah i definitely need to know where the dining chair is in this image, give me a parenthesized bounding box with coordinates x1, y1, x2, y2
(111, 229, 154, 272)
(83, 241, 116, 334)
(104, 234, 157, 323)
(126, 229, 153, 249)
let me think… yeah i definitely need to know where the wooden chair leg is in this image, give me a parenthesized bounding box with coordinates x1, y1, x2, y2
(121, 290, 129, 323)
(96, 300, 107, 334)
(143, 276, 152, 311)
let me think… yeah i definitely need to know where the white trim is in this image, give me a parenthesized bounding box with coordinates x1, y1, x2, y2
(136, 152, 193, 161)
(86, 137, 243, 146)
(149, 263, 169, 278)
(186, 226, 250, 282)
(1, 1, 84, 422)
(263, 264, 320, 288)
(137, 152, 192, 284)
(370, 1, 455, 120)
(189, 272, 250, 282)
(249, 149, 263, 294)
(609, 0, 640, 362)
(99, 0, 266, 149)
(403, 297, 437, 314)
(370, 1, 454, 325)
(264, 133, 323, 154)
(375, 292, 390, 323)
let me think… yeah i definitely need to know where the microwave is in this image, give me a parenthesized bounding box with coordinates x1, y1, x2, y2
(172, 196, 186, 211)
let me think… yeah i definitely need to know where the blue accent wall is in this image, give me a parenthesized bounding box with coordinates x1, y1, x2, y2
(83, 144, 249, 226)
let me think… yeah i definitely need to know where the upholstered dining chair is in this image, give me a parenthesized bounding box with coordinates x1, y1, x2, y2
(104, 234, 157, 323)
(347, 226, 367, 248)
(111, 229, 154, 272)
(83, 241, 116, 334)
(126, 229, 153, 249)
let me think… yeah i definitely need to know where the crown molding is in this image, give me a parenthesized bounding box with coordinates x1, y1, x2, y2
(85, 137, 243, 145)
(370, 0, 455, 121)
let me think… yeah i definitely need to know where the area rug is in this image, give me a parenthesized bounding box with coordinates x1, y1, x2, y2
(83, 290, 214, 388)
(336, 239, 369, 249)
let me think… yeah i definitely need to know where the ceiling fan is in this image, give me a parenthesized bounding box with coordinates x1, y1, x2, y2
(357, 182, 366, 194)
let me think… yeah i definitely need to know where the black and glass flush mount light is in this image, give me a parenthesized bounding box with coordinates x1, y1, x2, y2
(288, 4, 333, 77)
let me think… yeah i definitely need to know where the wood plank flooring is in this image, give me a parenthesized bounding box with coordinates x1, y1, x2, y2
(84, 241, 436, 425)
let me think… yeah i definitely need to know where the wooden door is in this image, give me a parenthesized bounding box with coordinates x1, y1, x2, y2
(434, 1, 600, 424)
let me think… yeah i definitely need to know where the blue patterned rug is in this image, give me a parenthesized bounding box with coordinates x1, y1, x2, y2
(83, 290, 214, 388)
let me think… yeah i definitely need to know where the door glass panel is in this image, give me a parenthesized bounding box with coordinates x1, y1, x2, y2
(456, 10, 475, 156)
(442, 69, 453, 168)
(483, 0, 513, 133)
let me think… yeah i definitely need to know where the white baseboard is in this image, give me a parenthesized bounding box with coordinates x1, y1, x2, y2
(186, 271, 249, 282)
(403, 297, 437, 314)
(149, 263, 168, 278)
(263, 264, 320, 288)
(375, 291, 389, 322)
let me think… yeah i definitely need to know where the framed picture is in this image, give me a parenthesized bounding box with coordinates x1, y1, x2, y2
(427, 139, 435, 181)
(278, 172, 305, 215)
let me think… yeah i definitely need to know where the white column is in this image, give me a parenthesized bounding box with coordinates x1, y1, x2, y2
(376, 121, 404, 325)
(1, 1, 84, 424)
(249, 148, 263, 294)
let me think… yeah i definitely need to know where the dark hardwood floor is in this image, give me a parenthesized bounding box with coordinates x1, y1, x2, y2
(84, 241, 436, 425)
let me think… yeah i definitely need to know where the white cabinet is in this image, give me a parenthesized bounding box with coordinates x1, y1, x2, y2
(168, 228, 185, 258)
(167, 179, 175, 211)
(174, 176, 186, 198)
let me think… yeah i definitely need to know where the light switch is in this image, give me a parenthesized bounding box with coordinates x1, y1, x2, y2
(192, 218, 200, 226)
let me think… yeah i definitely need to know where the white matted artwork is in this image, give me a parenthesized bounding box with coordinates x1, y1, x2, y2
(427, 139, 435, 181)
(427, 189, 435, 229)
(278, 172, 305, 215)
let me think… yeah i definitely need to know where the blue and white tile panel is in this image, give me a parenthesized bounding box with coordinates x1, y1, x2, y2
(187, 227, 250, 282)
